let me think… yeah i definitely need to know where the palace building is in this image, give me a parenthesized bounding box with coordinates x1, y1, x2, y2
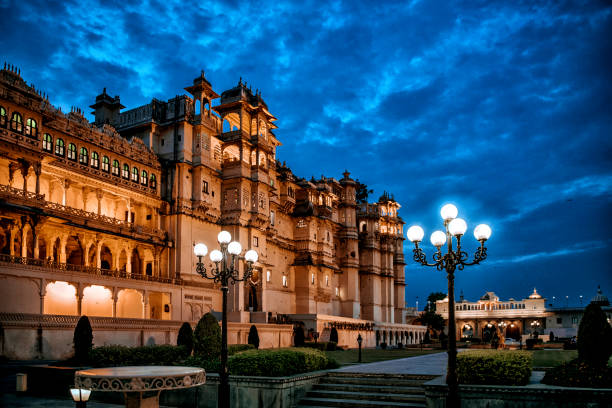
(436, 287, 611, 341)
(0, 64, 425, 359)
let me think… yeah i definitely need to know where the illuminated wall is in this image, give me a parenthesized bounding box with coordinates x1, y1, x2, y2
(116, 289, 144, 318)
(44, 281, 77, 315)
(82, 285, 113, 317)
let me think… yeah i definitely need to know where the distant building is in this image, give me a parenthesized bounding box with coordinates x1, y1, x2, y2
(0, 65, 424, 359)
(436, 287, 611, 341)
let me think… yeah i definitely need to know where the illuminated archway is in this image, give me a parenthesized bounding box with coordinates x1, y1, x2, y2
(116, 289, 144, 318)
(44, 281, 77, 315)
(82, 285, 112, 317)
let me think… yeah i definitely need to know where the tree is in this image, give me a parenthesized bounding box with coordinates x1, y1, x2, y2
(355, 179, 373, 204)
(425, 292, 447, 312)
(248, 325, 260, 349)
(330, 328, 339, 344)
(577, 303, 612, 367)
(177, 322, 194, 355)
(73, 315, 93, 363)
(194, 313, 221, 360)
(416, 310, 445, 333)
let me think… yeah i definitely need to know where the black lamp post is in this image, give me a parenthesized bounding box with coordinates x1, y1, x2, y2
(357, 333, 363, 363)
(407, 204, 491, 408)
(194, 231, 258, 408)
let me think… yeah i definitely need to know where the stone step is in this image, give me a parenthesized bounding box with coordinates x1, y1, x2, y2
(327, 372, 436, 381)
(315, 383, 425, 395)
(297, 397, 426, 407)
(319, 376, 428, 387)
(307, 389, 425, 403)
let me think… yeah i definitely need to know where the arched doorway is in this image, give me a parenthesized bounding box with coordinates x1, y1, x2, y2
(52, 238, 61, 262)
(131, 249, 141, 275)
(116, 289, 144, 318)
(461, 324, 474, 338)
(66, 236, 83, 265)
(330, 328, 339, 344)
(100, 245, 112, 270)
(118, 250, 127, 271)
(483, 324, 496, 342)
(37, 236, 47, 260)
(506, 323, 520, 340)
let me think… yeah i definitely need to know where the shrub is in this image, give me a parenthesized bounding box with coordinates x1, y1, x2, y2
(326, 341, 337, 351)
(525, 338, 543, 350)
(457, 350, 532, 386)
(228, 344, 256, 355)
(194, 313, 221, 360)
(248, 325, 260, 349)
(542, 359, 612, 388)
(228, 348, 334, 377)
(380, 342, 387, 349)
(183, 355, 221, 373)
(177, 322, 194, 355)
(88, 345, 188, 367)
(578, 303, 612, 367)
(74, 316, 93, 363)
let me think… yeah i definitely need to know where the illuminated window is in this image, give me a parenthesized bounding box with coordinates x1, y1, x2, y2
(141, 170, 148, 185)
(266, 270, 271, 282)
(102, 156, 110, 172)
(42, 133, 53, 151)
(122, 164, 129, 179)
(202, 180, 209, 194)
(253, 236, 258, 247)
(79, 147, 88, 165)
(90, 151, 99, 168)
(325, 275, 329, 287)
(335, 287, 339, 296)
(67, 143, 77, 160)
(0, 106, 6, 127)
(282, 275, 288, 287)
(25, 118, 37, 137)
(112, 160, 120, 176)
(150, 174, 157, 189)
(55, 138, 65, 156)
(311, 273, 315, 284)
(270, 210, 275, 226)
(10, 112, 23, 133)
(132, 167, 139, 182)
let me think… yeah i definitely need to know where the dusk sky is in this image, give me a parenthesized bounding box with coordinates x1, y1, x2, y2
(1, 0, 610, 308)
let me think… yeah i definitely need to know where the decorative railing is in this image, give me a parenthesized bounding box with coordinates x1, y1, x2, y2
(0, 183, 165, 240)
(0, 253, 178, 285)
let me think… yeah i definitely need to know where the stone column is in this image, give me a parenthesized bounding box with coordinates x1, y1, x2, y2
(153, 247, 161, 277)
(82, 187, 90, 212)
(76, 284, 84, 315)
(59, 235, 67, 263)
(33, 162, 41, 196)
(62, 180, 71, 207)
(112, 288, 119, 318)
(33, 234, 40, 259)
(96, 242, 101, 269)
(126, 247, 132, 274)
(143, 290, 149, 319)
(9, 225, 16, 256)
(96, 189, 103, 215)
(21, 227, 28, 258)
(39, 278, 46, 315)
(18, 160, 30, 193)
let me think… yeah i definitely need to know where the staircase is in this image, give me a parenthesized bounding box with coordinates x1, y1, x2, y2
(296, 372, 436, 407)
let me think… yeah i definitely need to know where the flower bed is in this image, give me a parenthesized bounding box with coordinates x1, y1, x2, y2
(457, 350, 532, 385)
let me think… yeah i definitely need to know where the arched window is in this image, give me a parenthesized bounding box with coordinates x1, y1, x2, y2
(67, 143, 77, 160)
(150, 174, 157, 189)
(42, 133, 53, 152)
(55, 138, 65, 156)
(131, 166, 138, 182)
(90, 151, 99, 168)
(25, 118, 37, 137)
(10, 112, 23, 133)
(0, 106, 7, 127)
(140, 170, 148, 185)
(112, 160, 120, 176)
(122, 164, 129, 179)
(102, 156, 110, 172)
(79, 147, 88, 164)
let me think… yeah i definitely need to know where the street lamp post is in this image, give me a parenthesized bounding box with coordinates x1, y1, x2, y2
(194, 231, 259, 408)
(357, 333, 363, 363)
(407, 204, 491, 408)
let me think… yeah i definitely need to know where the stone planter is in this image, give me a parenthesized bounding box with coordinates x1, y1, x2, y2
(423, 375, 612, 408)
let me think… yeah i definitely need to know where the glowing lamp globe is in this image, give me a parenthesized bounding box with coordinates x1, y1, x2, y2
(448, 218, 467, 236)
(474, 224, 492, 241)
(245, 249, 258, 263)
(70, 388, 91, 402)
(227, 241, 242, 255)
(407, 226, 425, 243)
(440, 204, 458, 221)
(210, 249, 223, 263)
(217, 230, 231, 244)
(193, 243, 208, 257)
(430, 231, 446, 248)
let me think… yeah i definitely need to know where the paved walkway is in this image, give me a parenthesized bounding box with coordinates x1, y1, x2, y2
(335, 351, 449, 375)
(0, 394, 125, 407)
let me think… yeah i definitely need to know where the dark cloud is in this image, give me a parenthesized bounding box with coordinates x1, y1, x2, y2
(1, 0, 610, 305)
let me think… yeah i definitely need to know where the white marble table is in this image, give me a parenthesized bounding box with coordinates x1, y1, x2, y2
(75, 366, 205, 408)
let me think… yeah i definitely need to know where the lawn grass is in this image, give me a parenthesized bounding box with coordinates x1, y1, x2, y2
(530, 349, 612, 368)
(324, 348, 442, 366)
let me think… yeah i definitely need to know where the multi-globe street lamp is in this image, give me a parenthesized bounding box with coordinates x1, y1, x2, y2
(193, 231, 259, 408)
(407, 204, 491, 408)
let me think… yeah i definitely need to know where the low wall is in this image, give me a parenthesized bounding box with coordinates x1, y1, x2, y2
(0, 313, 294, 359)
(423, 376, 612, 408)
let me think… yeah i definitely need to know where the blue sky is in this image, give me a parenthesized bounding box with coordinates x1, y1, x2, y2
(1, 0, 610, 307)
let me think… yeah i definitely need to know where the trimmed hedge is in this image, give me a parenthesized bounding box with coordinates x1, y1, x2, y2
(229, 344, 256, 355)
(457, 350, 532, 386)
(542, 359, 612, 388)
(73, 316, 93, 363)
(177, 322, 194, 355)
(88, 345, 188, 367)
(194, 313, 221, 360)
(303, 341, 338, 351)
(228, 347, 337, 377)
